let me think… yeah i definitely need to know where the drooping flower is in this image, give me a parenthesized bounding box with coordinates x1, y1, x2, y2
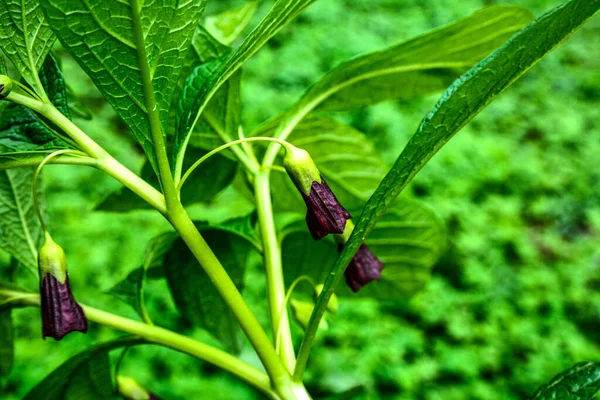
(283, 145, 351, 240)
(38, 232, 87, 340)
(343, 244, 385, 293)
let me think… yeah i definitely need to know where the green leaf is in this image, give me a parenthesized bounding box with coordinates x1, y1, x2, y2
(178, 55, 242, 159)
(0, 0, 56, 91)
(96, 146, 236, 212)
(304, 0, 600, 359)
(196, 213, 262, 252)
(164, 227, 256, 353)
(0, 55, 74, 153)
(41, 0, 207, 174)
(0, 56, 6, 74)
(0, 309, 13, 377)
(23, 337, 145, 400)
(0, 167, 46, 272)
(264, 116, 389, 211)
(282, 198, 444, 299)
(173, 0, 317, 177)
(305, 5, 533, 112)
(107, 232, 177, 322)
(205, 1, 258, 46)
(530, 362, 600, 399)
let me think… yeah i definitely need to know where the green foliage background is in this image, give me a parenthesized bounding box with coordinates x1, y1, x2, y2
(1, 0, 599, 399)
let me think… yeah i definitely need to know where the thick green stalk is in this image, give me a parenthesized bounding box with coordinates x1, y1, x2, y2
(167, 205, 295, 396)
(130, 0, 178, 210)
(0, 289, 274, 397)
(254, 170, 296, 372)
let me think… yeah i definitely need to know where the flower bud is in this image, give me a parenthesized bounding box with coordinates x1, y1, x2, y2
(283, 145, 351, 240)
(290, 298, 328, 331)
(343, 244, 385, 292)
(38, 232, 87, 340)
(118, 376, 162, 400)
(0, 75, 12, 100)
(314, 284, 339, 314)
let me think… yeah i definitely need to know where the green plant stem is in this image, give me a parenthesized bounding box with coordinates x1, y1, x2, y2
(178, 137, 291, 191)
(167, 205, 295, 397)
(130, 0, 179, 210)
(254, 170, 296, 373)
(5, 92, 167, 213)
(0, 289, 274, 397)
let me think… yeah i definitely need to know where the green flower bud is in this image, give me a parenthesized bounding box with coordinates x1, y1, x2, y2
(282, 145, 322, 196)
(38, 232, 68, 284)
(314, 284, 339, 314)
(118, 376, 162, 400)
(290, 298, 328, 331)
(0, 75, 12, 100)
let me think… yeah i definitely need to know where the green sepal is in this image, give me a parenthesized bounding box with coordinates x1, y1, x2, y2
(0, 75, 12, 99)
(282, 145, 322, 195)
(38, 231, 67, 284)
(117, 376, 152, 400)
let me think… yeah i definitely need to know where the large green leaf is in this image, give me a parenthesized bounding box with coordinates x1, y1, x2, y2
(107, 232, 177, 322)
(0, 0, 56, 92)
(282, 198, 444, 299)
(263, 116, 389, 211)
(205, 1, 258, 46)
(300, 0, 600, 368)
(173, 0, 317, 178)
(41, 0, 207, 174)
(0, 167, 46, 272)
(530, 362, 600, 399)
(96, 146, 236, 212)
(260, 5, 533, 156)
(0, 55, 74, 153)
(23, 337, 145, 400)
(164, 226, 257, 353)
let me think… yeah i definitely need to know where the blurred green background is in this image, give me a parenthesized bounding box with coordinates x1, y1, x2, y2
(1, 0, 600, 399)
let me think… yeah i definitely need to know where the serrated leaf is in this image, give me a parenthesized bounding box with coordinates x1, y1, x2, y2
(306, 0, 600, 351)
(530, 362, 600, 399)
(0, 55, 74, 153)
(264, 116, 389, 211)
(41, 0, 207, 174)
(96, 146, 236, 212)
(0, 309, 13, 377)
(310, 5, 533, 112)
(282, 198, 444, 299)
(108, 232, 177, 322)
(173, 0, 317, 178)
(0, 167, 46, 272)
(0, 0, 56, 92)
(205, 1, 258, 46)
(164, 227, 256, 353)
(23, 337, 145, 400)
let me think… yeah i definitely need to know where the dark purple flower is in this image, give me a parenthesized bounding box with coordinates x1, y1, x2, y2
(344, 244, 385, 292)
(302, 177, 352, 240)
(40, 273, 87, 340)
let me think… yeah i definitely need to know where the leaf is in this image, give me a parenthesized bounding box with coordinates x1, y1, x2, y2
(178, 56, 242, 159)
(164, 227, 256, 353)
(107, 232, 177, 322)
(196, 213, 262, 252)
(23, 337, 145, 400)
(205, 1, 258, 46)
(264, 116, 389, 211)
(0, 309, 13, 377)
(0, 0, 56, 91)
(41, 0, 208, 174)
(173, 0, 317, 177)
(96, 146, 236, 212)
(0, 167, 46, 272)
(307, 5, 534, 112)
(530, 362, 600, 399)
(304, 0, 600, 359)
(0, 55, 74, 153)
(282, 198, 444, 300)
